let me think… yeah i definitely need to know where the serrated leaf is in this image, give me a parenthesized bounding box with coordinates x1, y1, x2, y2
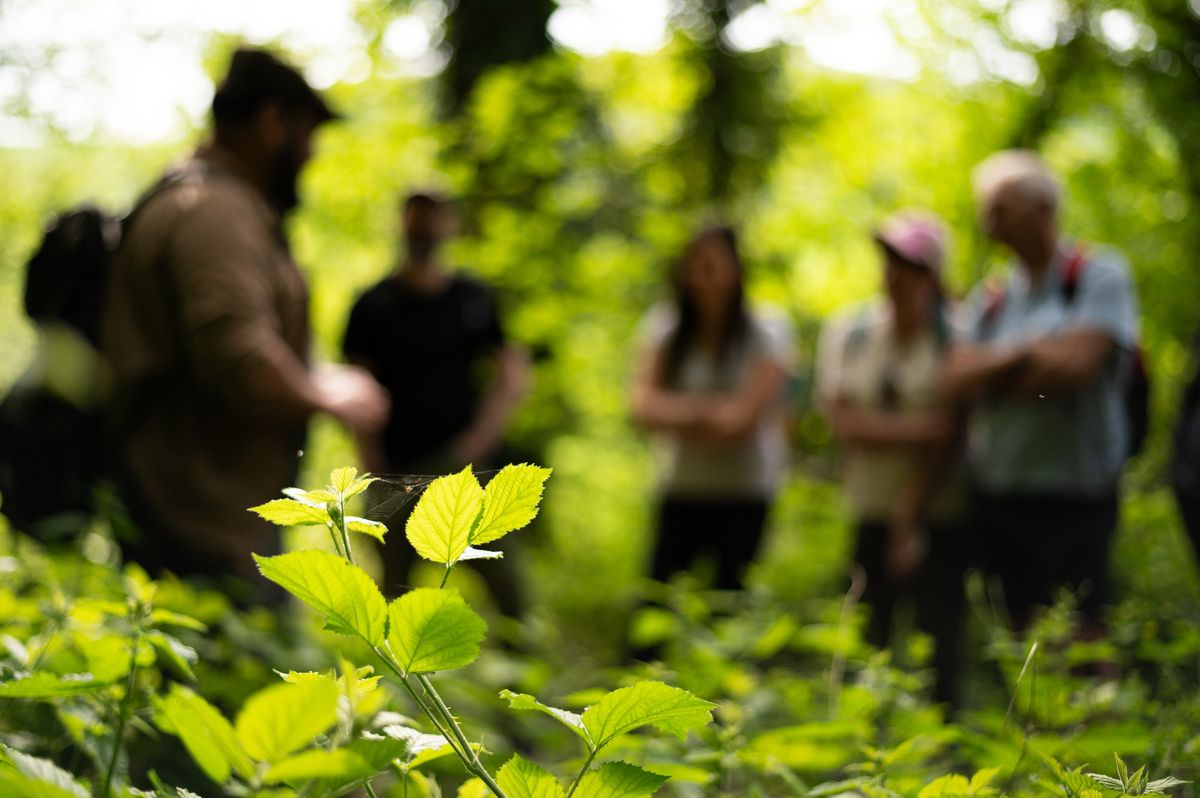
(496, 754, 565, 798)
(236, 679, 339, 763)
(330, 467, 376, 500)
(284, 487, 338, 504)
(249, 498, 330, 528)
(575, 762, 669, 798)
(970, 767, 1000, 793)
(0, 746, 88, 798)
(471, 464, 552, 545)
(406, 466, 484, 564)
(146, 632, 198, 682)
(1079, 790, 1103, 798)
(153, 685, 254, 783)
(385, 588, 487, 675)
(918, 774, 971, 798)
(458, 546, 504, 561)
(0, 774, 83, 798)
(581, 682, 715, 750)
(382, 725, 456, 768)
(262, 749, 375, 784)
(349, 733, 411, 770)
(0, 671, 112, 698)
(1086, 774, 1125, 791)
(254, 550, 387, 646)
(148, 609, 207, 632)
(346, 516, 388, 542)
(499, 690, 591, 747)
(1147, 777, 1190, 792)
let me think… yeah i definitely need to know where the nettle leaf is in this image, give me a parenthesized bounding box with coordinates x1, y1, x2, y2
(254, 550, 387, 646)
(0, 671, 112, 698)
(499, 690, 591, 747)
(0, 746, 88, 798)
(574, 762, 670, 798)
(236, 679, 339, 764)
(406, 466, 484, 564)
(0, 774, 83, 798)
(330, 467, 376, 500)
(496, 754, 565, 798)
(1087, 774, 1126, 791)
(1147, 777, 1190, 793)
(386, 588, 487, 675)
(458, 546, 504, 561)
(263, 749, 375, 784)
(346, 516, 388, 542)
(970, 768, 1000, 794)
(146, 631, 198, 682)
(471, 464, 552, 545)
(581, 682, 715, 750)
(153, 685, 253, 783)
(249, 498, 330, 528)
(918, 774, 971, 798)
(148, 609, 207, 632)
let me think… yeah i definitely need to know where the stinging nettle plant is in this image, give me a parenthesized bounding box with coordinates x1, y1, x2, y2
(171, 463, 716, 798)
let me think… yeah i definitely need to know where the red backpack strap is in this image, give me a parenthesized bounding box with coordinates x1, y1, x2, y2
(1060, 243, 1089, 304)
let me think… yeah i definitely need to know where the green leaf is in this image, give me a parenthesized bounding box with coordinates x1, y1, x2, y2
(496, 754, 565, 798)
(346, 516, 388, 542)
(0, 775, 82, 798)
(249, 498, 330, 528)
(348, 733, 411, 770)
(574, 762, 670, 798)
(146, 631, 198, 682)
(1087, 774, 1125, 791)
(406, 466, 484, 564)
(263, 749, 375, 784)
(0, 746, 88, 798)
(970, 768, 1001, 794)
(381, 724, 455, 768)
(471, 464, 552, 545)
(499, 690, 591, 747)
(458, 780, 491, 798)
(235, 679, 340, 764)
(385, 588, 487, 675)
(918, 775, 971, 798)
(148, 609, 207, 632)
(330, 467, 376, 500)
(254, 550, 388, 646)
(0, 671, 112, 698)
(1147, 777, 1190, 793)
(284, 487, 338, 504)
(154, 684, 254, 783)
(581, 682, 715, 750)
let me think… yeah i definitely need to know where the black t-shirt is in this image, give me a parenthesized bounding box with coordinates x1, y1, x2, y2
(343, 273, 505, 468)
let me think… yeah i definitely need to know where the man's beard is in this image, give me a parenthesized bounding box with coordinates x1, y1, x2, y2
(267, 141, 303, 214)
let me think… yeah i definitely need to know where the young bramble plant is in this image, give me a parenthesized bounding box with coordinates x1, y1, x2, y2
(234, 463, 715, 798)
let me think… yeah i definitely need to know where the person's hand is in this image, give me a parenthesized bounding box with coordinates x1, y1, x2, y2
(943, 344, 1025, 402)
(314, 364, 390, 435)
(886, 515, 925, 584)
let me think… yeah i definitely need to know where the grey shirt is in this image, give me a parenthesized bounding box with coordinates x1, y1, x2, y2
(964, 242, 1138, 496)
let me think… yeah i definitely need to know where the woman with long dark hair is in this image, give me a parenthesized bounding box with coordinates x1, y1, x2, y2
(632, 226, 793, 591)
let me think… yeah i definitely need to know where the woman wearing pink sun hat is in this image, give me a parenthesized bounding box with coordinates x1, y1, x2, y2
(815, 210, 971, 709)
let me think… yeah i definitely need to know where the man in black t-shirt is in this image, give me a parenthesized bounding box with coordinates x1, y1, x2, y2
(343, 192, 528, 612)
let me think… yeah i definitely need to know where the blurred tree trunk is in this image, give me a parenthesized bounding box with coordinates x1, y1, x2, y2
(443, 0, 555, 113)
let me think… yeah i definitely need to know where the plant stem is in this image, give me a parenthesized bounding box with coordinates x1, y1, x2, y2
(371, 646, 469, 763)
(440, 566, 452, 589)
(565, 748, 599, 798)
(103, 632, 140, 798)
(365, 781, 381, 798)
(417, 673, 508, 798)
(336, 500, 355, 565)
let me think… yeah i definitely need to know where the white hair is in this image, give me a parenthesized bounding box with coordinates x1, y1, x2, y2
(972, 149, 1061, 214)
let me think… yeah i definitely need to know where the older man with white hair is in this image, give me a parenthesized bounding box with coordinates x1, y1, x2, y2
(945, 149, 1140, 637)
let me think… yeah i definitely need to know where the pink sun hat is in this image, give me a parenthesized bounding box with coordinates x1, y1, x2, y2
(873, 211, 947, 275)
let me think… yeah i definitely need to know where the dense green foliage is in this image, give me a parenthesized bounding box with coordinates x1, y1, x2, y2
(3, 1, 1200, 794)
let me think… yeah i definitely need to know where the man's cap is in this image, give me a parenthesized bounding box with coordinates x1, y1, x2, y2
(212, 46, 341, 124)
(874, 211, 947, 274)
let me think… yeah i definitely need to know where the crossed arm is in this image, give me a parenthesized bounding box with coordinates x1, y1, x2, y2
(943, 329, 1116, 402)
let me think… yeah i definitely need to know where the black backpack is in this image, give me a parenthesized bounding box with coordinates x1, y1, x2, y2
(0, 207, 117, 538)
(979, 245, 1150, 461)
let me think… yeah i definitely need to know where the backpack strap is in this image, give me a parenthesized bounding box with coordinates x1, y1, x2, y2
(977, 279, 1006, 341)
(1060, 244, 1089, 305)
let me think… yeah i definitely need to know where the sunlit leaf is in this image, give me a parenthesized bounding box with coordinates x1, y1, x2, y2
(146, 631, 198, 682)
(406, 466, 484, 564)
(581, 681, 714, 749)
(235, 679, 340, 764)
(249, 498, 330, 528)
(574, 762, 669, 798)
(471, 464, 552, 545)
(346, 515, 388, 542)
(254, 550, 388, 646)
(153, 684, 253, 783)
(458, 546, 504, 562)
(0, 746, 88, 798)
(385, 588, 486, 674)
(496, 754, 565, 798)
(0, 672, 112, 698)
(499, 689, 591, 747)
(262, 749, 375, 784)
